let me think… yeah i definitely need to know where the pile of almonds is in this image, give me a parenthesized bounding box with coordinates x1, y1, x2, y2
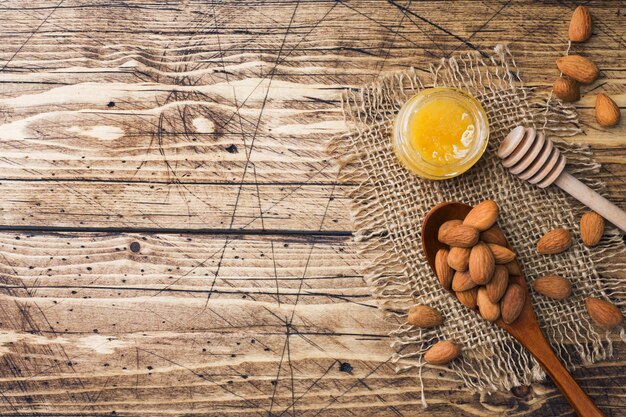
(435, 201, 524, 325)
(408, 202, 624, 366)
(553, 6, 620, 127)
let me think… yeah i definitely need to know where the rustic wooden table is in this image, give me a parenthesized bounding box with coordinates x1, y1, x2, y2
(0, 1, 624, 416)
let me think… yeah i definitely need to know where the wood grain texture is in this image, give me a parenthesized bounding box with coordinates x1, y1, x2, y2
(0, 0, 625, 416)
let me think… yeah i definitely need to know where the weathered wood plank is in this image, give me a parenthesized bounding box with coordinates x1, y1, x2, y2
(0, 231, 624, 416)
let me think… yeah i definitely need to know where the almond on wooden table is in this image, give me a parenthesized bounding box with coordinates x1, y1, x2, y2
(447, 246, 470, 271)
(424, 340, 461, 365)
(568, 5, 592, 42)
(595, 93, 620, 127)
(553, 76, 580, 102)
(580, 211, 604, 247)
(532, 275, 572, 300)
(480, 225, 508, 247)
(501, 284, 525, 325)
(486, 265, 509, 303)
(407, 305, 444, 328)
(556, 55, 599, 84)
(586, 297, 623, 330)
(469, 242, 495, 285)
(456, 288, 478, 309)
(487, 243, 516, 264)
(537, 228, 572, 254)
(463, 200, 499, 231)
(451, 270, 477, 292)
(439, 224, 479, 248)
(435, 249, 454, 290)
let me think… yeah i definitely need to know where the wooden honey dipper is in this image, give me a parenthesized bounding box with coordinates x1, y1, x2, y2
(498, 126, 626, 233)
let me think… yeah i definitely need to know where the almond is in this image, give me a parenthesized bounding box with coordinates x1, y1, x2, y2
(424, 340, 461, 365)
(537, 228, 572, 254)
(463, 200, 499, 231)
(501, 284, 525, 324)
(486, 265, 509, 303)
(477, 287, 500, 322)
(505, 261, 523, 276)
(580, 211, 605, 247)
(480, 225, 507, 247)
(469, 242, 495, 285)
(556, 55, 599, 84)
(435, 249, 454, 290)
(553, 76, 580, 102)
(586, 297, 623, 329)
(595, 93, 620, 127)
(447, 246, 471, 271)
(569, 6, 592, 42)
(532, 275, 572, 300)
(456, 288, 478, 309)
(487, 243, 516, 264)
(407, 305, 444, 328)
(438, 224, 479, 248)
(437, 219, 463, 242)
(451, 270, 477, 292)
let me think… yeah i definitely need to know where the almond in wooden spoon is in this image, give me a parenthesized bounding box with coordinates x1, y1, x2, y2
(469, 242, 494, 285)
(435, 249, 454, 290)
(463, 200, 499, 231)
(447, 246, 470, 271)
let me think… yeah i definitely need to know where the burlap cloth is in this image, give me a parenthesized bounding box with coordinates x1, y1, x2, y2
(327, 45, 626, 395)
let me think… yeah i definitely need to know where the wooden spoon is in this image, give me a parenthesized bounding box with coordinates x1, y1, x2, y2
(422, 201, 604, 417)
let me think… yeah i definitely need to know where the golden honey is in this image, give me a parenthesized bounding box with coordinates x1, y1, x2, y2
(392, 88, 489, 180)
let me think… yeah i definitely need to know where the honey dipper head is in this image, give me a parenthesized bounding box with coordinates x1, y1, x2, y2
(498, 126, 566, 189)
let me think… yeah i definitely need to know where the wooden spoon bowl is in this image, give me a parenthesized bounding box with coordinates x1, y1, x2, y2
(422, 201, 603, 417)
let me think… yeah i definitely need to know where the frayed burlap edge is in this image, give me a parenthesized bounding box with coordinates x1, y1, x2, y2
(327, 45, 626, 399)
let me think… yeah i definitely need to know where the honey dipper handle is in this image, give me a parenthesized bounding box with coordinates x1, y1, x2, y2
(524, 333, 604, 417)
(555, 171, 626, 233)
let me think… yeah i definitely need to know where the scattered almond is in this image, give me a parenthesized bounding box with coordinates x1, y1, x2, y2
(407, 305, 444, 328)
(447, 246, 471, 271)
(553, 76, 580, 102)
(537, 228, 572, 254)
(424, 340, 462, 365)
(532, 275, 572, 300)
(438, 219, 463, 242)
(586, 297, 623, 329)
(463, 200, 499, 231)
(439, 224, 479, 248)
(595, 93, 620, 127)
(486, 265, 509, 303)
(501, 284, 525, 324)
(435, 249, 454, 290)
(569, 6, 592, 42)
(452, 270, 477, 292)
(487, 243, 516, 264)
(480, 225, 508, 247)
(505, 261, 522, 276)
(556, 55, 599, 84)
(469, 242, 495, 285)
(456, 288, 478, 309)
(580, 211, 605, 247)
(477, 287, 501, 322)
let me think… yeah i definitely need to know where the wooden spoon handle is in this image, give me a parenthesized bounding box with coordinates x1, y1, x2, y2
(555, 171, 626, 233)
(523, 332, 604, 417)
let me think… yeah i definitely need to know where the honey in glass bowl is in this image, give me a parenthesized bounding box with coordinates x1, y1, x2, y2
(392, 87, 489, 180)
